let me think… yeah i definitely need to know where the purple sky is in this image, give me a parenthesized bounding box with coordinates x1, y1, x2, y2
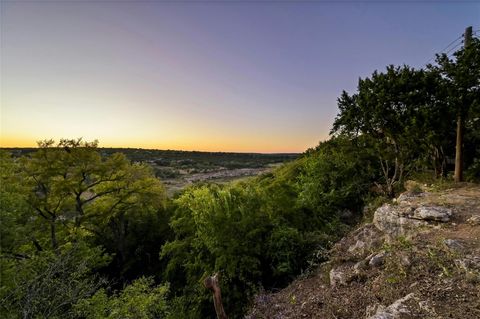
(1, 0, 479, 152)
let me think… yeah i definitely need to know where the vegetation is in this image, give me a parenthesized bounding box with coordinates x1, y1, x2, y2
(1, 38, 479, 318)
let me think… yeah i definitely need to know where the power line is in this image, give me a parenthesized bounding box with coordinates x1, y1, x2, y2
(443, 41, 464, 56)
(436, 34, 464, 54)
(425, 33, 469, 66)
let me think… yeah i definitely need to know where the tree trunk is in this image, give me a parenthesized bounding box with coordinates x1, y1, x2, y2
(454, 115, 464, 182)
(204, 273, 228, 319)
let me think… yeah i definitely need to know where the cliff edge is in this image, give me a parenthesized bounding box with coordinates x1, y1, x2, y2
(247, 183, 480, 318)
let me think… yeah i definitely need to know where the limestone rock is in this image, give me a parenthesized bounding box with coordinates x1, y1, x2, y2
(412, 206, 452, 222)
(346, 224, 384, 257)
(373, 204, 426, 237)
(367, 293, 415, 319)
(373, 203, 453, 237)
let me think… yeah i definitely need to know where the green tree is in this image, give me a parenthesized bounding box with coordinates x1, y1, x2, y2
(332, 66, 454, 194)
(433, 37, 480, 181)
(0, 247, 109, 319)
(1, 140, 170, 317)
(298, 137, 377, 219)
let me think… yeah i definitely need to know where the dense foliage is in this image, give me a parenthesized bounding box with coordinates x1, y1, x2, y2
(1, 39, 479, 318)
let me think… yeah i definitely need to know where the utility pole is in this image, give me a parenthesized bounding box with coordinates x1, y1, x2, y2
(454, 26, 472, 183)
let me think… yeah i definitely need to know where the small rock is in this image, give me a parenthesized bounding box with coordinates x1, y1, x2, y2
(369, 251, 387, 267)
(399, 253, 411, 267)
(467, 215, 480, 226)
(329, 267, 346, 287)
(346, 224, 383, 257)
(329, 265, 354, 287)
(412, 206, 452, 222)
(339, 209, 353, 220)
(444, 239, 463, 251)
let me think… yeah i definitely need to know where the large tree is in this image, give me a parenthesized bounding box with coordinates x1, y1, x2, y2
(432, 37, 480, 181)
(332, 66, 452, 195)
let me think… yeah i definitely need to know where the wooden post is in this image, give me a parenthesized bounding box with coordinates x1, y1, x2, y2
(454, 26, 472, 183)
(204, 273, 228, 319)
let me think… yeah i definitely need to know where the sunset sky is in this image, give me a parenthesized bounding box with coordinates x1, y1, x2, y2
(1, 1, 479, 153)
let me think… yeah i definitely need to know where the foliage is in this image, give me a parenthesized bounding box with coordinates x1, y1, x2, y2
(0, 141, 171, 318)
(74, 277, 169, 319)
(160, 150, 364, 317)
(0, 247, 108, 319)
(298, 137, 378, 220)
(332, 66, 455, 195)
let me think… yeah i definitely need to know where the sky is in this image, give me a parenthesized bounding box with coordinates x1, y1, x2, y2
(1, 0, 479, 153)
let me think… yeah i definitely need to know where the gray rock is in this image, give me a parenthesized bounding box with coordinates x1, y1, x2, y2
(367, 293, 415, 319)
(373, 204, 427, 237)
(329, 265, 354, 287)
(347, 224, 384, 257)
(412, 206, 452, 222)
(369, 251, 387, 267)
(443, 239, 463, 251)
(399, 253, 411, 267)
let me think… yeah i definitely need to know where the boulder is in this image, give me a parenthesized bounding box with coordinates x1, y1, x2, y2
(373, 204, 427, 237)
(373, 203, 453, 237)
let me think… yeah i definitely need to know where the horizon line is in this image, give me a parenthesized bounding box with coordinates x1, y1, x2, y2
(0, 145, 303, 155)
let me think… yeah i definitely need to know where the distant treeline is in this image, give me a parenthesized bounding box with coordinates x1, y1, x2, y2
(2, 147, 299, 170)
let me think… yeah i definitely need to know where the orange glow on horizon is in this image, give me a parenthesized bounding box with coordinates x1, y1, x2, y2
(0, 135, 317, 153)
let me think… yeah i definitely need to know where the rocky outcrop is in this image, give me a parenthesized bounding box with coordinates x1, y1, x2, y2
(248, 184, 480, 319)
(373, 203, 452, 237)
